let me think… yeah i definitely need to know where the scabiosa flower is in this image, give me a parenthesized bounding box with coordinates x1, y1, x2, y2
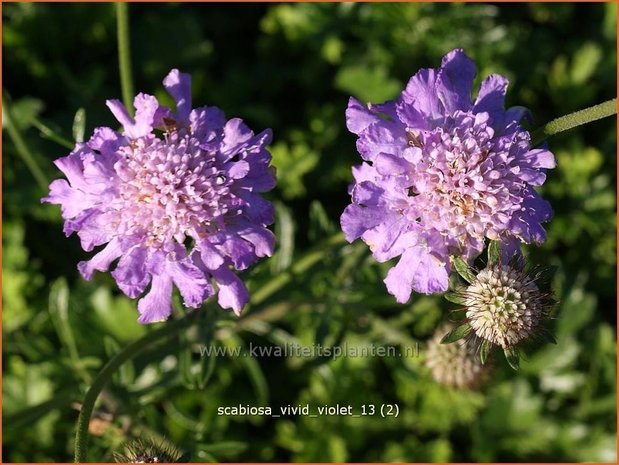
(113, 437, 183, 463)
(43, 70, 276, 323)
(425, 324, 489, 389)
(341, 49, 556, 304)
(442, 242, 556, 370)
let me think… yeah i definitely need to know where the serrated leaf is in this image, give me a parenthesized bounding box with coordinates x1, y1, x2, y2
(479, 339, 492, 365)
(272, 201, 295, 273)
(452, 257, 475, 283)
(440, 323, 472, 344)
(487, 241, 501, 265)
(504, 348, 520, 370)
(72, 108, 86, 143)
(444, 291, 467, 305)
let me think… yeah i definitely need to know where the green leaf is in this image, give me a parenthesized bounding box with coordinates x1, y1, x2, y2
(440, 323, 472, 344)
(487, 241, 501, 265)
(444, 291, 467, 305)
(196, 347, 217, 390)
(479, 339, 492, 365)
(48, 279, 87, 381)
(272, 201, 295, 272)
(178, 346, 195, 389)
(242, 352, 269, 405)
(4, 390, 73, 430)
(197, 441, 248, 457)
(452, 257, 475, 283)
(72, 107, 86, 143)
(335, 64, 401, 103)
(3, 96, 43, 131)
(270, 141, 319, 199)
(504, 347, 520, 370)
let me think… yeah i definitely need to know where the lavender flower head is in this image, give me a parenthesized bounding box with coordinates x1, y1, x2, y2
(341, 50, 555, 304)
(43, 70, 276, 323)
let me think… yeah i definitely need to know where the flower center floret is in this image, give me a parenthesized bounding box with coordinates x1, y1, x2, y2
(465, 265, 542, 348)
(425, 325, 487, 389)
(407, 111, 527, 248)
(115, 132, 232, 249)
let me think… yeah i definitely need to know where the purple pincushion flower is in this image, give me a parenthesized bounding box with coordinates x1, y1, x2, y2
(341, 49, 556, 304)
(43, 69, 276, 323)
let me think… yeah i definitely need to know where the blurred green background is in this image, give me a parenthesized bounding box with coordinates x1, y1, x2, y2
(2, 2, 617, 462)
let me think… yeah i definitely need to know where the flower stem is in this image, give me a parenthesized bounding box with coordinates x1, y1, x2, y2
(2, 93, 50, 191)
(531, 98, 617, 146)
(73, 311, 199, 462)
(115, 2, 134, 115)
(31, 117, 75, 150)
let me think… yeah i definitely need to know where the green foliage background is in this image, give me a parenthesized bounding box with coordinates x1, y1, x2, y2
(3, 3, 617, 462)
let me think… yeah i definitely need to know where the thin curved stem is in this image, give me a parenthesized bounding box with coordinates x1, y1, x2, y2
(116, 2, 134, 115)
(73, 311, 198, 462)
(3, 93, 50, 191)
(531, 98, 617, 146)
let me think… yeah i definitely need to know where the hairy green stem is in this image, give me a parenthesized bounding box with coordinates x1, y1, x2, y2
(31, 117, 75, 150)
(3, 94, 50, 191)
(116, 3, 134, 115)
(73, 311, 198, 462)
(531, 98, 617, 146)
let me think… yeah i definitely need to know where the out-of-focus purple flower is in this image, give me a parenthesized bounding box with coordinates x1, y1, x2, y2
(43, 69, 276, 323)
(341, 49, 555, 304)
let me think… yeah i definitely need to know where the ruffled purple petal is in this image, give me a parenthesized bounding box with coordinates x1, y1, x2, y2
(524, 148, 556, 169)
(221, 118, 254, 157)
(436, 49, 476, 113)
(78, 237, 123, 280)
(402, 68, 443, 121)
(137, 273, 174, 323)
(111, 246, 151, 298)
(235, 190, 274, 224)
(163, 69, 192, 125)
(132, 93, 161, 138)
(211, 266, 249, 315)
(374, 152, 414, 177)
(106, 100, 134, 134)
(167, 258, 211, 308)
(66, 210, 117, 251)
(198, 239, 226, 270)
(499, 235, 523, 262)
(233, 222, 275, 258)
(384, 246, 449, 303)
(87, 127, 123, 154)
(361, 215, 414, 262)
(509, 187, 553, 244)
(190, 106, 226, 141)
(43, 179, 97, 218)
(474, 74, 508, 114)
(346, 97, 382, 134)
(340, 204, 387, 242)
(355, 121, 406, 162)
